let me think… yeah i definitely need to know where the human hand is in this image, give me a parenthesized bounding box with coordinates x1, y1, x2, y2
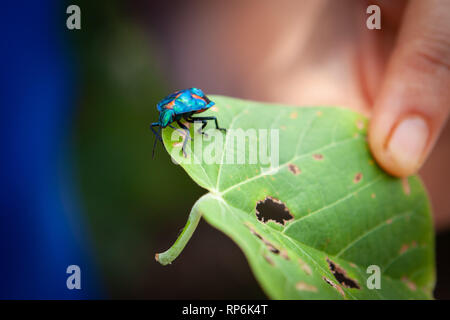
(368, 0, 450, 177)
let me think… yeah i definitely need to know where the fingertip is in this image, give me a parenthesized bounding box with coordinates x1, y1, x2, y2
(369, 114, 430, 178)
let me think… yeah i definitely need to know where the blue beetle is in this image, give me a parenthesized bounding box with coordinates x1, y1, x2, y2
(150, 88, 226, 157)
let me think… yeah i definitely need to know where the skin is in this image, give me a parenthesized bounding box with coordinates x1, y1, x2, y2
(144, 0, 450, 228)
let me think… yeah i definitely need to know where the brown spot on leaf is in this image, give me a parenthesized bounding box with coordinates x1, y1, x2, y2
(322, 276, 345, 297)
(386, 218, 393, 224)
(289, 112, 298, 119)
(402, 178, 411, 195)
(371, 193, 376, 199)
(326, 258, 360, 289)
(353, 172, 363, 183)
(263, 253, 275, 266)
(399, 244, 409, 254)
(267, 246, 279, 255)
(280, 250, 290, 260)
(313, 154, 324, 160)
(255, 197, 293, 225)
(298, 258, 312, 275)
(402, 276, 417, 291)
(288, 163, 301, 175)
(316, 111, 323, 117)
(246, 223, 280, 254)
(399, 241, 419, 254)
(296, 282, 318, 292)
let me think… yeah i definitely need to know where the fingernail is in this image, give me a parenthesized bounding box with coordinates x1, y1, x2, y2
(387, 116, 429, 174)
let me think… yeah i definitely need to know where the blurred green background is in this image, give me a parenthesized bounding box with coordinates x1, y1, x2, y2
(70, 1, 264, 298)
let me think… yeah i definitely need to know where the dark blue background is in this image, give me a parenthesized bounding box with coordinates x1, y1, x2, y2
(0, 1, 101, 298)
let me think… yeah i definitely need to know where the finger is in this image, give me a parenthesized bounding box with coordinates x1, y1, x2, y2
(369, 0, 450, 177)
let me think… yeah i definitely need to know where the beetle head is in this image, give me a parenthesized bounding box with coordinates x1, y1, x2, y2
(159, 109, 175, 128)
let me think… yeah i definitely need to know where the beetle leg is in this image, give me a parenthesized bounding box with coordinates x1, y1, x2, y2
(186, 117, 209, 136)
(189, 116, 227, 133)
(168, 124, 189, 138)
(150, 122, 163, 141)
(150, 122, 162, 159)
(199, 120, 208, 135)
(177, 120, 191, 158)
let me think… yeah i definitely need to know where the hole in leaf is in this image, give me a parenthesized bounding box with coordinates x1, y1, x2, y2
(326, 258, 360, 289)
(255, 197, 293, 225)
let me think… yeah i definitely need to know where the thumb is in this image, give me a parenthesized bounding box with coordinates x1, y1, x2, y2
(369, 0, 450, 177)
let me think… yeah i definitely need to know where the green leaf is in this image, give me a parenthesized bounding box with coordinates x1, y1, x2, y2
(156, 95, 435, 299)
